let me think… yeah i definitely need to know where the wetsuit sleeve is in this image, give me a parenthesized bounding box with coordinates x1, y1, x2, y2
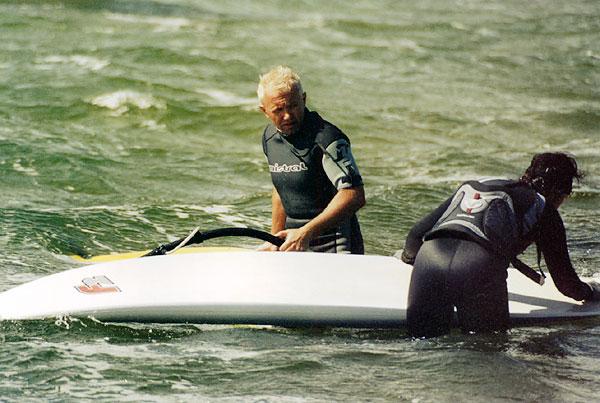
(401, 196, 453, 264)
(538, 206, 593, 301)
(321, 139, 363, 190)
(261, 127, 268, 156)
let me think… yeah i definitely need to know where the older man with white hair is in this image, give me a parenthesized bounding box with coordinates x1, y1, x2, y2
(257, 65, 366, 254)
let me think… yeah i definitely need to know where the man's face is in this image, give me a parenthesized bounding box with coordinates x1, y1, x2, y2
(260, 87, 306, 136)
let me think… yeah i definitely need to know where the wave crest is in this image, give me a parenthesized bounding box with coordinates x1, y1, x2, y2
(38, 55, 110, 71)
(89, 90, 166, 115)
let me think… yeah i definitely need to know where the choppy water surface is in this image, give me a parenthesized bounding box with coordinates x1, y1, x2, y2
(1, 1, 599, 401)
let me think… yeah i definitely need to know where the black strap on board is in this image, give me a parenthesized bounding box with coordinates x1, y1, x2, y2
(143, 227, 284, 257)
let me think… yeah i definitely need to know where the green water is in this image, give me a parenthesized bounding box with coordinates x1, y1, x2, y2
(1, 0, 599, 401)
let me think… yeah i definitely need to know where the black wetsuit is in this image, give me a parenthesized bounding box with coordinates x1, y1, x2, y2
(262, 109, 364, 254)
(402, 180, 593, 337)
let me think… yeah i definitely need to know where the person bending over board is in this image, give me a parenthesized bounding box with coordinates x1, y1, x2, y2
(401, 152, 600, 337)
(256, 66, 365, 253)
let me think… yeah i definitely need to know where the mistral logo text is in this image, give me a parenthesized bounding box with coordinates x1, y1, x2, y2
(269, 162, 308, 173)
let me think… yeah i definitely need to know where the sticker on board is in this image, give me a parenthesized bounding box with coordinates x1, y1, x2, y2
(75, 275, 121, 294)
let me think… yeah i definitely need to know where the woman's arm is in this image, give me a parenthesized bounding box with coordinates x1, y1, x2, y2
(539, 206, 594, 301)
(401, 196, 452, 264)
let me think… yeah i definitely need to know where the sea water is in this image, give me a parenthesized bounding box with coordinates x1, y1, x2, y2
(0, 0, 599, 401)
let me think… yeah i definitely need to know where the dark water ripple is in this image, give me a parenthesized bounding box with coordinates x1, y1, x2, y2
(0, 318, 599, 401)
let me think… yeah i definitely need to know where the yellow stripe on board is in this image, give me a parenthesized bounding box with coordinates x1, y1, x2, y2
(69, 246, 249, 263)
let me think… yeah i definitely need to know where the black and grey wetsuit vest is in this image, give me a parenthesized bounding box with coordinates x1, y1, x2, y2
(262, 109, 364, 253)
(424, 178, 546, 258)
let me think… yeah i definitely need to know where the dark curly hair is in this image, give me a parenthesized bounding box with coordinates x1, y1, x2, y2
(520, 152, 583, 197)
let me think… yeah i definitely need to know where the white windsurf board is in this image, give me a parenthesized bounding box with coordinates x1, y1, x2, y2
(0, 250, 598, 327)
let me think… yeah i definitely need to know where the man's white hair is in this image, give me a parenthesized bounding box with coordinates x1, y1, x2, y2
(257, 65, 303, 103)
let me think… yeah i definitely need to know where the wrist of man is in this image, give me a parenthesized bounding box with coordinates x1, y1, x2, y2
(301, 223, 318, 240)
(304, 216, 335, 241)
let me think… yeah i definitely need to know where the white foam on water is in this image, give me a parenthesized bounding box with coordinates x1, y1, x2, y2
(12, 159, 38, 176)
(38, 55, 110, 71)
(287, 16, 327, 29)
(91, 239, 113, 251)
(195, 88, 257, 107)
(51, 335, 163, 359)
(586, 50, 600, 60)
(395, 38, 425, 53)
(476, 27, 499, 38)
(450, 22, 468, 31)
(77, 227, 98, 235)
(174, 211, 190, 219)
(140, 119, 166, 130)
(215, 214, 247, 227)
(105, 12, 191, 32)
(202, 345, 263, 362)
(121, 209, 167, 235)
(190, 205, 257, 227)
(168, 205, 270, 229)
(35, 205, 126, 213)
(192, 205, 232, 214)
(89, 90, 166, 116)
